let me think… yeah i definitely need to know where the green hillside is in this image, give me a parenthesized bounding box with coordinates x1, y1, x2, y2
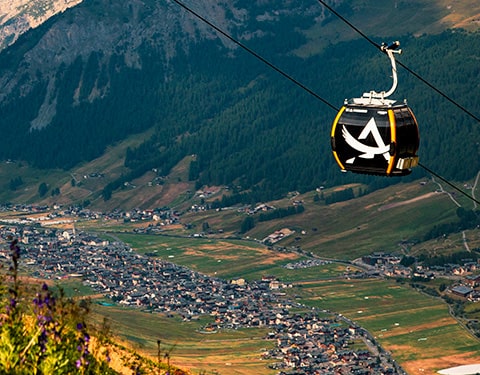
(0, 1, 479, 208)
(0, 129, 478, 261)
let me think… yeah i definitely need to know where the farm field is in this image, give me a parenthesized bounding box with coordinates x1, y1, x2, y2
(89, 304, 277, 375)
(289, 278, 480, 375)
(100, 232, 362, 282)
(103, 233, 303, 280)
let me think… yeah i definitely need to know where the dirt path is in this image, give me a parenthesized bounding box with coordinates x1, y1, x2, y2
(377, 192, 438, 211)
(472, 170, 480, 209)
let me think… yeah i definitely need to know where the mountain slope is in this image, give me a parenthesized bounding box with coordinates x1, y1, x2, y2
(0, 0, 479, 208)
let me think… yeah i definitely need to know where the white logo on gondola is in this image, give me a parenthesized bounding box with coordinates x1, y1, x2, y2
(342, 117, 390, 164)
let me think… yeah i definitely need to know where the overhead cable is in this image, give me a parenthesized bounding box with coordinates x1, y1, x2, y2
(172, 0, 338, 112)
(171, 0, 480, 207)
(315, 0, 480, 124)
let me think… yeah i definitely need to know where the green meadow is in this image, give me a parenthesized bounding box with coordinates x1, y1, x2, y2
(290, 277, 480, 370)
(102, 233, 302, 280)
(89, 304, 277, 375)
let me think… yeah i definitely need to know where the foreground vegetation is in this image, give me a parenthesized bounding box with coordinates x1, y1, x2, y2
(0, 239, 115, 374)
(0, 239, 194, 374)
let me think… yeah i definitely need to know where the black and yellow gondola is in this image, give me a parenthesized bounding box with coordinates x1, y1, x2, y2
(330, 41, 420, 176)
(331, 99, 419, 176)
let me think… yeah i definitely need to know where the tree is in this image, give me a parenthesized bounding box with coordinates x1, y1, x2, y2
(102, 187, 112, 201)
(9, 177, 23, 191)
(400, 255, 416, 267)
(38, 182, 48, 197)
(202, 222, 210, 232)
(240, 216, 255, 233)
(51, 187, 60, 196)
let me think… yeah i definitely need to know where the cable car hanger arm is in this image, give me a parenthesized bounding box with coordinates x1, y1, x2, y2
(363, 41, 402, 101)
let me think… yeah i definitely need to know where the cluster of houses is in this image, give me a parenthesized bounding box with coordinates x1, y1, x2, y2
(263, 313, 398, 374)
(0, 203, 180, 226)
(0, 215, 401, 375)
(283, 259, 332, 270)
(360, 252, 480, 302)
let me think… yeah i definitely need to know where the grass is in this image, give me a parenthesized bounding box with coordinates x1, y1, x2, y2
(289, 277, 480, 371)
(272, 183, 458, 259)
(100, 232, 362, 282)
(89, 304, 277, 375)
(239, 262, 356, 282)
(102, 233, 301, 280)
(54, 278, 99, 297)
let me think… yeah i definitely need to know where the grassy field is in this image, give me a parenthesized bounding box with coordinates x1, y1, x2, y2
(102, 233, 301, 280)
(100, 232, 362, 282)
(89, 304, 277, 375)
(289, 277, 480, 374)
(252, 181, 468, 257)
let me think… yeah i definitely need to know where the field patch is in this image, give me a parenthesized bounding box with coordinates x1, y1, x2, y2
(90, 305, 276, 375)
(108, 233, 299, 279)
(292, 278, 480, 374)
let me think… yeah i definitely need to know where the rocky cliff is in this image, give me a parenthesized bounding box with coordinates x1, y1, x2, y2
(0, 0, 83, 51)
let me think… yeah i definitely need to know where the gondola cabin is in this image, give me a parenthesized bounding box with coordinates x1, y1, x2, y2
(330, 41, 420, 176)
(331, 97, 419, 176)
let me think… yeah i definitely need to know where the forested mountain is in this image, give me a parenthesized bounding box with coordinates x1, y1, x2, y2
(0, 0, 479, 204)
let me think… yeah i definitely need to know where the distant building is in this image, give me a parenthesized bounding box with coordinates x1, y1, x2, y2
(451, 285, 473, 298)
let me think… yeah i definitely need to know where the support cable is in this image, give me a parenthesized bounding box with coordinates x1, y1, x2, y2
(315, 0, 480, 124)
(172, 0, 480, 207)
(172, 0, 338, 112)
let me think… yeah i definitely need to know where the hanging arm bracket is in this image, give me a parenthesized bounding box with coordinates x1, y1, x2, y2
(362, 41, 402, 102)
